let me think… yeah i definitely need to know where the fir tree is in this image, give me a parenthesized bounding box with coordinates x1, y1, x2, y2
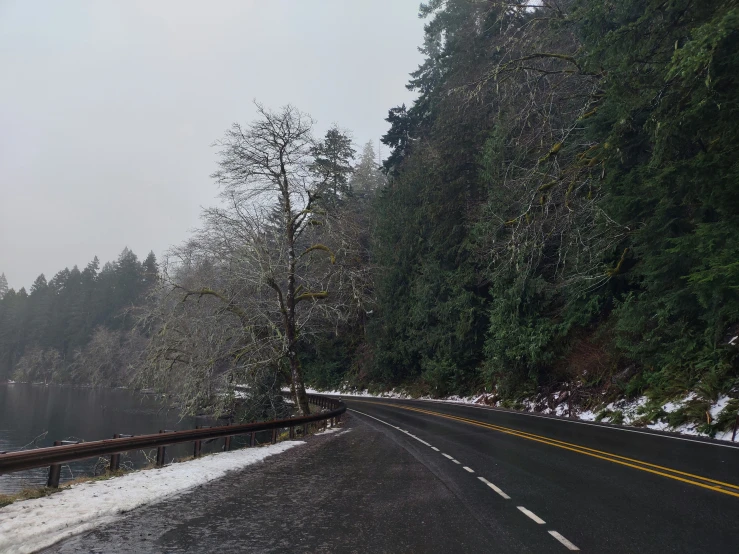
(310, 126, 356, 201)
(351, 141, 386, 196)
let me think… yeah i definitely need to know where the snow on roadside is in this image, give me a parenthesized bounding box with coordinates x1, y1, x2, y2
(0, 441, 302, 554)
(305, 387, 479, 404)
(309, 386, 738, 442)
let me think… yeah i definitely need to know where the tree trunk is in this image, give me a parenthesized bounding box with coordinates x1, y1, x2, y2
(288, 346, 310, 415)
(287, 368, 297, 406)
(283, 163, 310, 416)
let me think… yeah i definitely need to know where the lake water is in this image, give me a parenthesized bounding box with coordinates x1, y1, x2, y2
(0, 383, 228, 493)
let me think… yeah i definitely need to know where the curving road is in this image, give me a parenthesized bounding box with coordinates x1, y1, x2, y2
(45, 396, 739, 553)
(345, 397, 739, 553)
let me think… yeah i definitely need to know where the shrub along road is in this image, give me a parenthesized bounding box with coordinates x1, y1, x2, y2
(46, 397, 739, 552)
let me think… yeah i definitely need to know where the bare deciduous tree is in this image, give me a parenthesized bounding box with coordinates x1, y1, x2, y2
(140, 103, 367, 417)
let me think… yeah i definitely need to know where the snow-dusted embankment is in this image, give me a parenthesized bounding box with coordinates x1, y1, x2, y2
(0, 441, 302, 554)
(309, 387, 738, 442)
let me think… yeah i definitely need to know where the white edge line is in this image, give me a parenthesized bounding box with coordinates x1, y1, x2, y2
(349, 409, 432, 447)
(442, 453, 454, 460)
(451, 459, 461, 464)
(548, 530, 580, 551)
(431, 446, 440, 451)
(517, 506, 546, 524)
(477, 476, 510, 499)
(463, 466, 475, 473)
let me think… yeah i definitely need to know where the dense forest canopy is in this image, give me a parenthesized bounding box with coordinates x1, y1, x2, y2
(1, 0, 736, 433)
(358, 0, 739, 433)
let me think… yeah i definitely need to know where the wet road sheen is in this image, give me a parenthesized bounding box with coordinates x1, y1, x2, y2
(46, 416, 524, 553)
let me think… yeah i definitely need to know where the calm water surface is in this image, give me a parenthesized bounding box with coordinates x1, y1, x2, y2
(0, 383, 222, 492)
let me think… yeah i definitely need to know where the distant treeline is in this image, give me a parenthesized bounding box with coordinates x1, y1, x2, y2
(0, 248, 157, 384)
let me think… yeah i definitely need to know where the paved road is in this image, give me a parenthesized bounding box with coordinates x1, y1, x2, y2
(46, 397, 739, 553)
(46, 417, 513, 553)
(345, 397, 739, 553)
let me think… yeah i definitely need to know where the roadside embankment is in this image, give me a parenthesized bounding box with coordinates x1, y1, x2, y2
(307, 387, 739, 442)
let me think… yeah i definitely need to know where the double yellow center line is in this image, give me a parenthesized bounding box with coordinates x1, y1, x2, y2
(357, 400, 739, 499)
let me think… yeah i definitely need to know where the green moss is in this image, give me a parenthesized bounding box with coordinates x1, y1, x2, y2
(0, 486, 61, 508)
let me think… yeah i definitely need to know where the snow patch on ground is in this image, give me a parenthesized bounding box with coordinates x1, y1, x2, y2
(313, 425, 349, 436)
(710, 395, 732, 420)
(0, 441, 302, 554)
(305, 387, 481, 405)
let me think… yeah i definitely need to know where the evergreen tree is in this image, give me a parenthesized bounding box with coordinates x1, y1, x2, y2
(574, 0, 739, 395)
(142, 251, 159, 288)
(351, 141, 386, 196)
(0, 273, 8, 300)
(371, 0, 499, 395)
(380, 105, 414, 176)
(310, 126, 356, 201)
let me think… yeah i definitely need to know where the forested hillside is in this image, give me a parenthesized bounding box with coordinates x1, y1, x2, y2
(0, 248, 157, 385)
(325, 0, 739, 433)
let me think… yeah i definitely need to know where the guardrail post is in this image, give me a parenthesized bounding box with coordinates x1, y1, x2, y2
(224, 423, 232, 452)
(110, 434, 121, 471)
(250, 431, 256, 447)
(193, 426, 211, 458)
(156, 430, 173, 467)
(289, 425, 295, 439)
(110, 434, 133, 471)
(271, 428, 277, 444)
(46, 440, 81, 487)
(194, 426, 202, 458)
(47, 441, 62, 488)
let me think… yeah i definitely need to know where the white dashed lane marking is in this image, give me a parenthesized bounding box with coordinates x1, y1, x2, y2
(517, 506, 546, 524)
(351, 407, 579, 552)
(548, 531, 580, 551)
(477, 476, 511, 499)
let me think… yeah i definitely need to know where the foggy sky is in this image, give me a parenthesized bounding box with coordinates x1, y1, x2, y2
(0, 0, 424, 290)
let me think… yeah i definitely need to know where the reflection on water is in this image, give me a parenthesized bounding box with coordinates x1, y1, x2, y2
(0, 383, 224, 493)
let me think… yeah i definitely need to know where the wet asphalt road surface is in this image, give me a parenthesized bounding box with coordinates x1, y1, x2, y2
(45, 396, 739, 553)
(345, 397, 739, 553)
(45, 415, 522, 553)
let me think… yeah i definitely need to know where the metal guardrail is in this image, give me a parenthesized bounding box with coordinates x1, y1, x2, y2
(0, 394, 344, 488)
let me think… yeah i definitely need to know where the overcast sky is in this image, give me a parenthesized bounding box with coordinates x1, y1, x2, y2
(0, 0, 425, 290)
